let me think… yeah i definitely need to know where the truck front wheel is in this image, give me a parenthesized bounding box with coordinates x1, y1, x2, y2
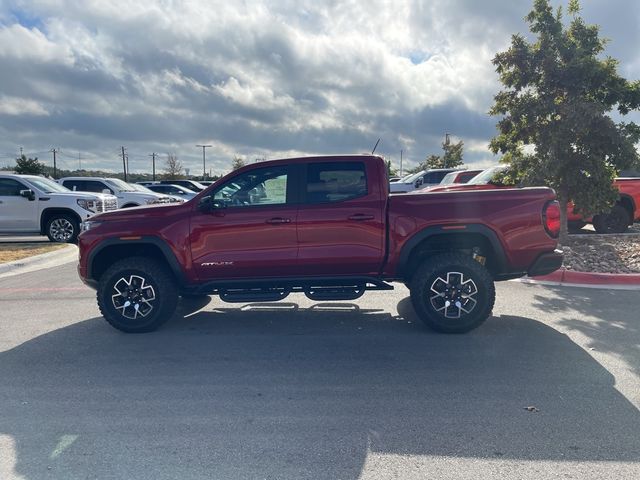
(46, 214, 79, 243)
(409, 253, 495, 333)
(97, 257, 178, 333)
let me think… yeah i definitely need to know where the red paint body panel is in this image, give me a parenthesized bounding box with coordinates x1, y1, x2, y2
(429, 176, 640, 224)
(77, 155, 560, 287)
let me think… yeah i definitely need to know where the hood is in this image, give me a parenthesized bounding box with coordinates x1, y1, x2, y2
(91, 201, 182, 221)
(45, 191, 117, 201)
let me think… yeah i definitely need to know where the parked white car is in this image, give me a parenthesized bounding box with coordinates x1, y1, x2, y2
(144, 183, 198, 201)
(389, 168, 462, 193)
(58, 177, 174, 208)
(0, 173, 118, 242)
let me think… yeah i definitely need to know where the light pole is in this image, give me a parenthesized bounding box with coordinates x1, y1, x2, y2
(196, 144, 212, 180)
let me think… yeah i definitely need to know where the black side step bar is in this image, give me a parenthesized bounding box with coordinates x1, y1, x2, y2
(186, 276, 395, 299)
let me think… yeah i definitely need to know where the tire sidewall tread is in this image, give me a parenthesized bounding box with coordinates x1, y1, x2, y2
(409, 252, 496, 334)
(97, 256, 178, 333)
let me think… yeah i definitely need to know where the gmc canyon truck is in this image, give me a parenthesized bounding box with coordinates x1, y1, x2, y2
(77, 155, 562, 334)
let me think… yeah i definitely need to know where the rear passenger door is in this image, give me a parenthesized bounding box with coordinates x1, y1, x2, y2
(296, 160, 386, 276)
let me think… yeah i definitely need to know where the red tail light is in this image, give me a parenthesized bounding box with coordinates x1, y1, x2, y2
(543, 200, 561, 238)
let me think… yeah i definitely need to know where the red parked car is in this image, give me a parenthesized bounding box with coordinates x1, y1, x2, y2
(78, 155, 562, 334)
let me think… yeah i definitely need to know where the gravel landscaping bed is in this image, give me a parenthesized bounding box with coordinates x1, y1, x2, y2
(563, 227, 640, 273)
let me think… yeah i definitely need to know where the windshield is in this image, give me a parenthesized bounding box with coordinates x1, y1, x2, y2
(467, 166, 506, 185)
(25, 177, 70, 194)
(402, 171, 424, 184)
(439, 172, 458, 185)
(106, 178, 135, 192)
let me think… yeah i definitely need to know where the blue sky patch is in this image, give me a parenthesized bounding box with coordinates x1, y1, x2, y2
(9, 8, 44, 30)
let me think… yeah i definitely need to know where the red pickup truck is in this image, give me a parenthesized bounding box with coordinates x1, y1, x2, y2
(428, 166, 640, 233)
(77, 155, 562, 334)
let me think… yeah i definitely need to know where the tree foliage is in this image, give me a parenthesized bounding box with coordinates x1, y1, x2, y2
(163, 153, 185, 179)
(14, 155, 45, 175)
(231, 156, 247, 171)
(490, 0, 640, 241)
(411, 136, 465, 172)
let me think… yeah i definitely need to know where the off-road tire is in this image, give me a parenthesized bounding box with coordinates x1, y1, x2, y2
(592, 205, 630, 234)
(45, 214, 79, 243)
(97, 257, 178, 333)
(409, 253, 495, 334)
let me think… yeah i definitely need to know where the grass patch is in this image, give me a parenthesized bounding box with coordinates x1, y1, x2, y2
(0, 243, 68, 264)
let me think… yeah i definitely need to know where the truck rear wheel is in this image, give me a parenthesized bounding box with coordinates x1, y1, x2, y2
(592, 205, 630, 234)
(97, 257, 178, 333)
(409, 253, 495, 333)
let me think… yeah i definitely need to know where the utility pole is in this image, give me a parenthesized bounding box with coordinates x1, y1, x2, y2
(400, 149, 403, 176)
(196, 144, 212, 180)
(50, 148, 59, 178)
(19, 146, 23, 157)
(149, 153, 157, 181)
(121, 146, 128, 182)
(78, 152, 82, 170)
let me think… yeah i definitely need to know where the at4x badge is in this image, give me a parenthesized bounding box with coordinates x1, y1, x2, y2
(201, 261, 234, 266)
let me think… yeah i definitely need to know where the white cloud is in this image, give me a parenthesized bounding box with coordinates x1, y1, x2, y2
(0, 0, 638, 174)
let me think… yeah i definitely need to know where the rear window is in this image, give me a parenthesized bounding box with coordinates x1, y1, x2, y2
(306, 162, 367, 204)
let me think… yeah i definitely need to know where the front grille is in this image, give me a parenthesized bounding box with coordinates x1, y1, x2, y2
(97, 198, 118, 212)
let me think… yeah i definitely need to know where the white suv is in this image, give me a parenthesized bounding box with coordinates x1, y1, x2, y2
(0, 174, 118, 242)
(58, 177, 174, 208)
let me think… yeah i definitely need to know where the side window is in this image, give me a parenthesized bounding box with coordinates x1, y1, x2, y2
(85, 181, 109, 193)
(62, 180, 83, 192)
(305, 162, 367, 204)
(0, 179, 25, 196)
(423, 172, 448, 184)
(213, 166, 288, 207)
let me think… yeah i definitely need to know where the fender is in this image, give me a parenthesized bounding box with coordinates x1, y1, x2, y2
(396, 224, 508, 277)
(40, 208, 83, 234)
(86, 235, 187, 284)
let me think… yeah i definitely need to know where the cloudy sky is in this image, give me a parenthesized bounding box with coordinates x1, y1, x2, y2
(0, 0, 639, 177)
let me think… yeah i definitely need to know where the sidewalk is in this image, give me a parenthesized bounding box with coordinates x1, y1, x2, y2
(520, 267, 640, 290)
(0, 244, 77, 279)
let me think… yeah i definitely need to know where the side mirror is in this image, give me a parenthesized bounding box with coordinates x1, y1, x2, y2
(102, 189, 112, 194)
(415, 178, 423, 187)
(20, 189, 35, 201)
(199, 196, 227, 213)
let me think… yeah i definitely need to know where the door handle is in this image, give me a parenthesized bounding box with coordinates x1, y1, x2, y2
(266, 217, 291, 224)
(348, 214, 374, 221)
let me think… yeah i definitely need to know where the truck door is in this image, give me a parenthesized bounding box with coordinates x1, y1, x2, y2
(296, 160, 386, 276)
(0, 178, 39, 232)
(190, 164, 299, 280)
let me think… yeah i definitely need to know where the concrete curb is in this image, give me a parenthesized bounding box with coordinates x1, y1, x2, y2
(518, 267, 640, 290)
(0, 244, 77, 280)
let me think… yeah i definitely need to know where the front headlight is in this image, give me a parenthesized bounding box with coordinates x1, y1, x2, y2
(77, 199, 97, 211)
(81, 220, 103, 232)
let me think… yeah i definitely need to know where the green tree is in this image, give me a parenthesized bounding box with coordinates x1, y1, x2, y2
(14, 155, 45, 175)
(417, 135, 465, 171)
(386, 160, 398, 177)
(441, 136, 464, 168)
(231, 156, 246, 171)
(490, 0, 640, 242)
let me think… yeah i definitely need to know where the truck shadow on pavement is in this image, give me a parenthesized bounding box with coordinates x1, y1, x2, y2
(1, 298, 639, 479)
(530, 286, 640, 376)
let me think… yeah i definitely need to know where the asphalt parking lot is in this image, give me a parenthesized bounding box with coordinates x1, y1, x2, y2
(1, 261, 639, 479)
